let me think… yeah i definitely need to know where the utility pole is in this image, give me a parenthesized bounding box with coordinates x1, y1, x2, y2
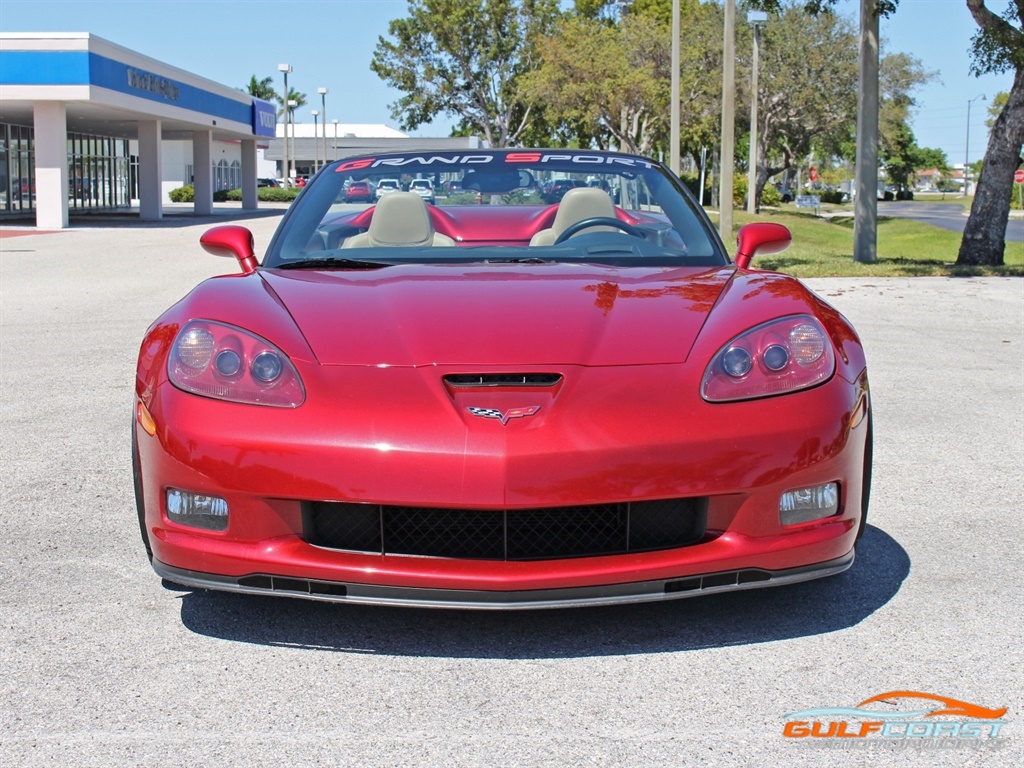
(747, 11, 767, 214)
(670, 0, 680, 176)
(853, 0, 878, 263)
(719, 0, 736, 242)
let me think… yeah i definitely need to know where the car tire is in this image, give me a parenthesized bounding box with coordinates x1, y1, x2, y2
(856, 410, 873, 542)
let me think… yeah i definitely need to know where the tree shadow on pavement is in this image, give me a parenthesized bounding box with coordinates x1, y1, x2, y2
(176, 525, 909, 659)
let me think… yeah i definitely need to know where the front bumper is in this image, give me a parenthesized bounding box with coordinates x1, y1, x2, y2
(137, 361, 869, 607)
(154, 550, 854, 610)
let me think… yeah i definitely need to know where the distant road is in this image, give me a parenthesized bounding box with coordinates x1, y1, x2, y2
(878, 201, 1024, 243)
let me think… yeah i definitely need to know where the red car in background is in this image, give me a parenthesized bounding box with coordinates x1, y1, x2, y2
(134, 149, 871, 609)
(344, 180, 374, 203)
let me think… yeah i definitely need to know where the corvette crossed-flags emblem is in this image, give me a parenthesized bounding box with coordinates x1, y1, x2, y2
(466, 406, 541, 425)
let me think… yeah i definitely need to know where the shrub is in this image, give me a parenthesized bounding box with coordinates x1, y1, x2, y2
(168, 185, 194, 203)
(258, 187, 300, 202)
(169, 185, 302, 204)
(678, 172, 712, 203)
(445, 192, 483, 205)
(732, 174, 748, 207)
(759, 183, 782, 207)
(820, 190, 846, 205)
(224, 187, 300, 202)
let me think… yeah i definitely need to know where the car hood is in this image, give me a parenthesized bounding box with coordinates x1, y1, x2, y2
(260, 264, 733, 367)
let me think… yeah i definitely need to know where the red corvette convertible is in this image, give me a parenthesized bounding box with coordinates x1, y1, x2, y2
(134, 149, 871, 609)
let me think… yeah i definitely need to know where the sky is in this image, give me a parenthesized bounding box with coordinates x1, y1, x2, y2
(0, 0, 1015, 168)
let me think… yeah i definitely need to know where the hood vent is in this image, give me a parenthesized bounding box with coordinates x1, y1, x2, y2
(443, 373, 562, 388)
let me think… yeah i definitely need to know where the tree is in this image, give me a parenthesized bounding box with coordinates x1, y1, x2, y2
(277, 88, 307, 121)
(523, 14, 670, 154)
(370, 0, 561, 147)
(245, 75, 278, 103)
(878, 52, 935, 194)
(958, 0, 1024, 266)
(525, 2, 721, 157)
(917, 146, 951, 173)
(985, 90, 1011, 127)
(741, 4, 861, 206)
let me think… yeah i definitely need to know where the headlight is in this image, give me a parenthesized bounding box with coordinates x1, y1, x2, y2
(701, 315, 835, 402)
(169, 320, 304, 407)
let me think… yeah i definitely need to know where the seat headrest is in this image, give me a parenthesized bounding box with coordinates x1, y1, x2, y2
(368, 191, 435, 247)
(552, 187, 617, 235)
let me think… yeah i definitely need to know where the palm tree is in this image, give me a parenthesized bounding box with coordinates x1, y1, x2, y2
(245, 75, 278, 103)
(278, 88, 308, 120)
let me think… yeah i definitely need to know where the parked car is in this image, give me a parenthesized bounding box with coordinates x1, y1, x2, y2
(541, 178, 584, 203)
(773, 182, 794, 203)
(134, 148, 871, 609)
(344, 180, 374, 203)
(445, 179, 465, 196)
(408, 178, 436, 204)
(257, 178, 280, 188)
(374, 178, 401, 200)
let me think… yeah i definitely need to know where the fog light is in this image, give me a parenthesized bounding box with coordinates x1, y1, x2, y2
(779, 483, 839, 526)
(166, 489, 229, 531)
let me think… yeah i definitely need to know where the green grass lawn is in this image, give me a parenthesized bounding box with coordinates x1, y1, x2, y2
(706, 209, 1024, 277)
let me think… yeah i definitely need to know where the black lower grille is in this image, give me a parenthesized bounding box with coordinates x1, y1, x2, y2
(304, 498, 706, 561)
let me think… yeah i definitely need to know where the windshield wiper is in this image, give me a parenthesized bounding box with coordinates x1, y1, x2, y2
(484, 256, 553, 264)
(275, 257, 394, 270)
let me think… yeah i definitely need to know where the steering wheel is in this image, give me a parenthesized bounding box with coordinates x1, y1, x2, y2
(553, 217, 645, 244)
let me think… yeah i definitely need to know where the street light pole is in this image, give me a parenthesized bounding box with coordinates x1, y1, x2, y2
(311, 110, 320, 172)
(277, 63, 292, 184)
(965, 93, 985, 196)
(747, 11, 767, 214)
(318, 87, 328, 169)
(719, 0, 736, 241)
(287, 99, 297, 180)
(670, 0, 680, 176)
(332, 119, 339, 162)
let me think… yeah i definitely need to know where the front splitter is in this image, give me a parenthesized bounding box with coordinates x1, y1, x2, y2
(153, 549, 855, 610)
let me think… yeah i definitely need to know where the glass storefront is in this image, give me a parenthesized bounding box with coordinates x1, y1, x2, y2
(2, 124, 35, 215)
(0, 123, 134, 217)
(67, 133, 132, 211)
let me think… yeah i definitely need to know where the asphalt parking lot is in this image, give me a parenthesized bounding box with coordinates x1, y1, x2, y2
(1, 211, 1021, 767)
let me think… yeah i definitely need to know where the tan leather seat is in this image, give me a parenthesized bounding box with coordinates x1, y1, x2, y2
(344, 191, 455, 248)
(530, 187, 618, 246)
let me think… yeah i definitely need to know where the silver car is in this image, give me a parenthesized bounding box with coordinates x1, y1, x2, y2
(409, 178, 435, 204)
(374, 178, 401, 201)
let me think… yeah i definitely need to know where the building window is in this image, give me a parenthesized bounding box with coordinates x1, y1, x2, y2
(1, 125, 132, 216)
(67, 132, 131, 212)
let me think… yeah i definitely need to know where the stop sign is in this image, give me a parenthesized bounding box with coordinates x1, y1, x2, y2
(1015, 169, 1024, 184)
(809, 166, 819, 182)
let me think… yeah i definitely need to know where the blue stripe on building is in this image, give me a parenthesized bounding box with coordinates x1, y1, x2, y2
(0, 50, 267, 133)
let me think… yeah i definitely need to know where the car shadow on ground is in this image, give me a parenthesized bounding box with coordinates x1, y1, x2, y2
(176, 525, 908, 659)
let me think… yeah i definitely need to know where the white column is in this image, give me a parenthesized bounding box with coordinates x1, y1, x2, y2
(137, 120, 163, 220)
(33, 102, 69, 229)
(240, 139, 258, 210)
(192, 130, 213, 215)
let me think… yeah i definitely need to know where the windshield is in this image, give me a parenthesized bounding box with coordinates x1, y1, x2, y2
(263, 150, 726, 269)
